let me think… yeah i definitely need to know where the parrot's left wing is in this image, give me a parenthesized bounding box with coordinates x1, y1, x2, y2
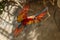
(34, 7, 48, 21)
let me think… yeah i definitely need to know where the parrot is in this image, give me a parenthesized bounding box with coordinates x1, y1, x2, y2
(13, 4, 48, 37)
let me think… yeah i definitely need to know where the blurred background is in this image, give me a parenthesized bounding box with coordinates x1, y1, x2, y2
(0, 0, 60, 40)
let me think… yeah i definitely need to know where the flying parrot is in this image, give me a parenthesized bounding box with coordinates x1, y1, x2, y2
(13, 4, 48, 37)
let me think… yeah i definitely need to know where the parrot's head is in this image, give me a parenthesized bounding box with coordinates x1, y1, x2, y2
(17, 14, 27, 22)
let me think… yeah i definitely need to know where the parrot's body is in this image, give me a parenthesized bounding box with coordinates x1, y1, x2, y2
(13, 5, 48, 37)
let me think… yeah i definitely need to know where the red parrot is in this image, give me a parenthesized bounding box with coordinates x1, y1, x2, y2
(13, 5, 48, 37)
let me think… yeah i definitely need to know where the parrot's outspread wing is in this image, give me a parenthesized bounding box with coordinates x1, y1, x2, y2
(35, 7, 48, 21)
